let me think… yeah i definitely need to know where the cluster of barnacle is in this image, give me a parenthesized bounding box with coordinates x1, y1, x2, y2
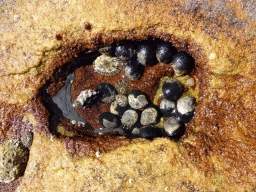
(73, 40, 196, 139)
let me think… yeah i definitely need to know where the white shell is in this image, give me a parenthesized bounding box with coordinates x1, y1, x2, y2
(128, 94, 148, 109)
(73, 89, 98, 108)
(121, 110, 138, 126)
(164, 116, 181, 135)
(116, 94, 128, 107)
(177, 96, 196, 115)
(140, 108, 158, 126)
(160, 99, 175, 110)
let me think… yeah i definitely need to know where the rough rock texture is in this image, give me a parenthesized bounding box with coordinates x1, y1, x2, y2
(0, 139, 29, 183)
(0, 0, 255, 191)
(17, 132, 229, 191)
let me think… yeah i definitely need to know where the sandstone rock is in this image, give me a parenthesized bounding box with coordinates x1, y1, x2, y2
(0, 0, 255, 191)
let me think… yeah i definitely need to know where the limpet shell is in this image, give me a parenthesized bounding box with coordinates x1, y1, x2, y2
(93, 55, 123, 76)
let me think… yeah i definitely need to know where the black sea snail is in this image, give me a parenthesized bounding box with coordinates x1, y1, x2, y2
(115, 44, 135, 61)
(172, 51, 195, 76)
(125, 59, 145, 81)
(121, 109, 140, 127)
(137, 44, 157, 66)
(96, 83, 118, 103)
(99, 112, 121, 129)
(156, 42, 177, 64)
(140, 105, 161, 126)
(162, 79, 183, 102)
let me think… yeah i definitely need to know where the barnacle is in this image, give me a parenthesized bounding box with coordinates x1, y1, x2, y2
(115, 80, 130, 95)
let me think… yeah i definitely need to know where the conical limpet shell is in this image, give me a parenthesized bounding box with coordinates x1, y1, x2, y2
(93, 55, 123, 76)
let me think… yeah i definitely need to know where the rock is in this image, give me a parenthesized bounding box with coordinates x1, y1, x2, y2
(0, 139, 29, 183)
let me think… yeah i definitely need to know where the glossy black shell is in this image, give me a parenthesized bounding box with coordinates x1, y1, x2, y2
(162, 79, 182, 102)
(159, 99, 176, 117)
(172, 51, 195, 75)
(125, 59, 145, 81)
(96, 83, 118, 103)
(115, 44, 135, 61)
(176, 110, 195, 123)
(166, 123, 186, 140)
(156, 42, 177, 63)
(110, 101, 129, 116)
(99, 112, 121, 129)
(139, 126, 165, 139)
(137, 44, 157, 66)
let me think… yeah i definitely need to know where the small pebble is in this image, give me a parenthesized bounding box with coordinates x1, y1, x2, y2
(185, 78, 195, 87)
(71, 120, 77, 124)
(95, 151, 102, 158)
(132, 128, 140, 135)
(13, 15, 20, 22)
(21, 131, 34, 148)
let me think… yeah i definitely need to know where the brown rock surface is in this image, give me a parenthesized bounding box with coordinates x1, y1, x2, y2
(0, 0, 255, 191)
